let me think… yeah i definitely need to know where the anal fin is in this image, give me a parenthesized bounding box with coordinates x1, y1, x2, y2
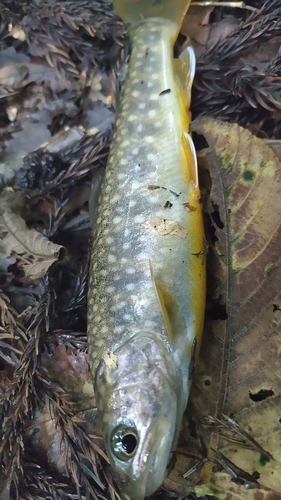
(182, 131, 199, 189)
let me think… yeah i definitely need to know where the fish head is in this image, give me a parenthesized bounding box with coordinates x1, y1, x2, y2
(95, 332, 181, 499)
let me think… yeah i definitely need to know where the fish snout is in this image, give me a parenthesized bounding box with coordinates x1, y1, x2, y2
(116, 416, 175, 499)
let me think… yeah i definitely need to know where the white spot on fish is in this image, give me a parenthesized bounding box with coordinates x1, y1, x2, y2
(117, 172, 126, 180)
(101, 325, 109, 335)
(129, 199, 137, 208)
(106, 286, 116, 293)
(136, 124, 143, 132)
(111, 194, 121, 204)
(95, 338, 105, 348)
(115, 325, 125, 334)
(123, 314, 132, 321)
(88, 297, 95, 306)
(138, 103, 146, 110)
(126, 283, 136, 291)
(148, 109, 157, 118)
(102, 209, 110, 218)
(123, 242, 131, 250)
(113, 216, 122, 225)
(150, 94, 158, 101)
(147, 153, 155, 161)
(144, 320, 158, 329)
(119, 159, 127, 167)
(131, 180, 142, 190)
(108, 254, 117, 263)
(128, 115, 138, 122)
(145, 136, 154, 144)
(115, 301, 126, 310)
(132, 147, 139, 156)
(126, 268, 135, 274)
(131, 90, 140, 98)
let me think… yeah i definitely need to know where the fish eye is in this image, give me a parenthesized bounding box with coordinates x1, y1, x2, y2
(110, 425, 139, 461)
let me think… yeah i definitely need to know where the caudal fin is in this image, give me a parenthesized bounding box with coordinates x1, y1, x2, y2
(113, 0, 192, 26)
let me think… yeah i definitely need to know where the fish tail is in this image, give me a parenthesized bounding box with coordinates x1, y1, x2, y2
(114, 0, 192, 31)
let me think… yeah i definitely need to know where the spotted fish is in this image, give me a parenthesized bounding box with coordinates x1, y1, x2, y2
(87, 0, 206, 497)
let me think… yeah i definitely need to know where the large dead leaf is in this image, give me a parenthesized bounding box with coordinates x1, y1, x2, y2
(164, 118, 281, 499)
(0, 192, 65, 280)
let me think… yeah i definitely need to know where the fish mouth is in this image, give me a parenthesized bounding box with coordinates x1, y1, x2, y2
(118, 461, 158, 500)
(118, 449, 166, 500)
(118, 416, 175, 499)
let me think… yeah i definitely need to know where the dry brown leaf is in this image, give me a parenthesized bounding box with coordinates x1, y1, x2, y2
(41, 346, 95, 411)
(0, 64, 28, 88)
(181, 7, 240, 58)
(164, 117, 281, 499)
(0, 206, 65, 280)
(0, 52, 66, 93)
(181, 5, 213, 46)
(194, 472, 281, 500)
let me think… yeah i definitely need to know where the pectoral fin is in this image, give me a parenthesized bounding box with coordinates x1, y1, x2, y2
(149, 261, 186, 349)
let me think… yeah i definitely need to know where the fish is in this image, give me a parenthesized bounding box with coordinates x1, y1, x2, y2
(87, 0, 206, 498)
